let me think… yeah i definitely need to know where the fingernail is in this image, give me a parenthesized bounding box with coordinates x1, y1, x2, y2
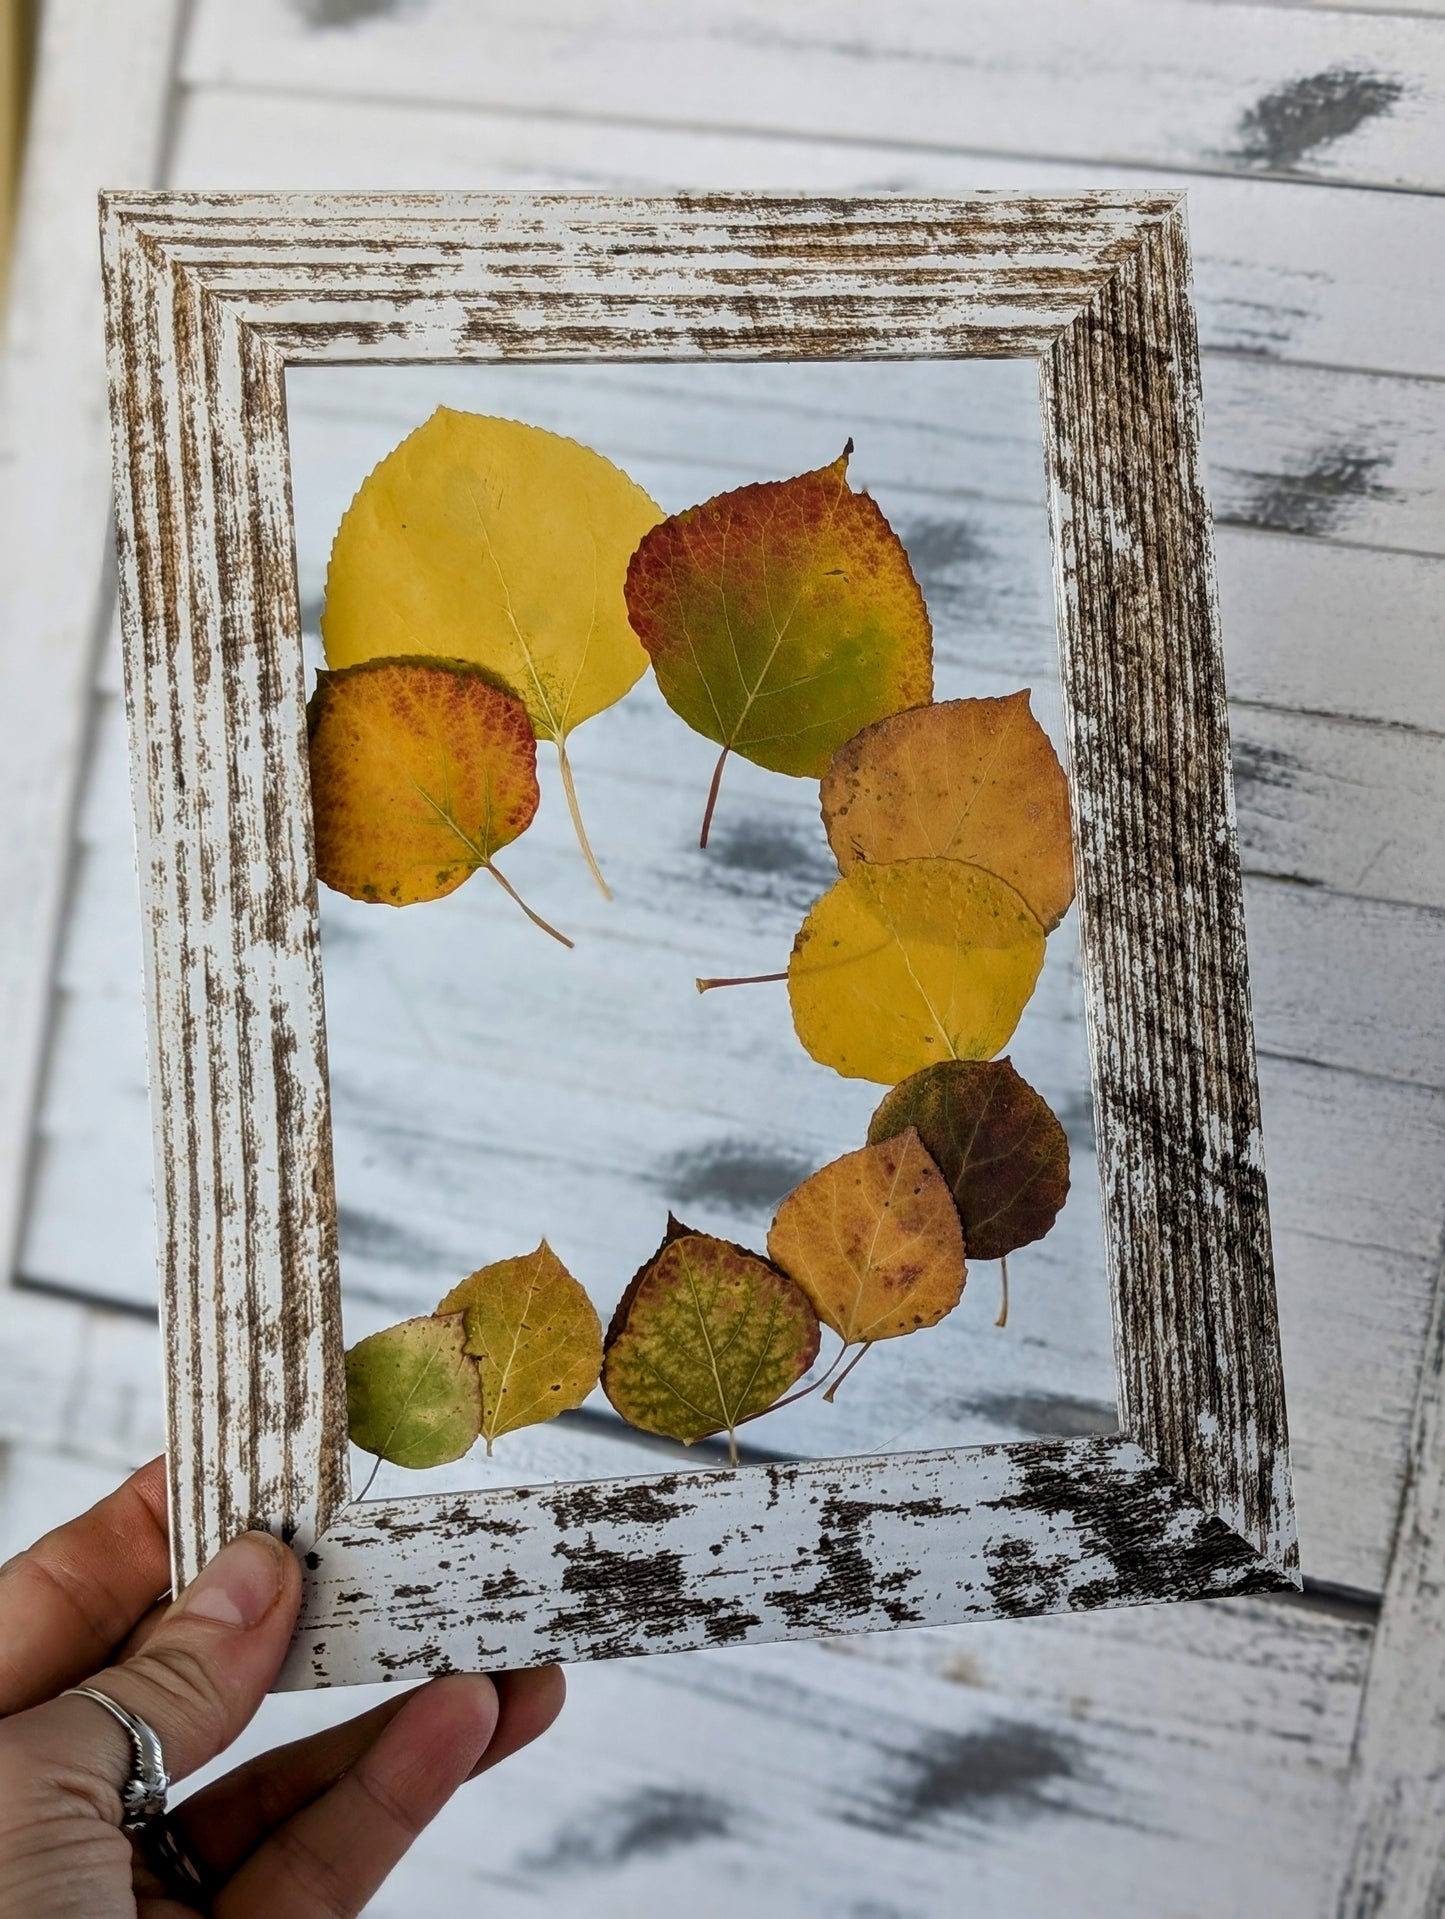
(179, 1531, 286, 1627)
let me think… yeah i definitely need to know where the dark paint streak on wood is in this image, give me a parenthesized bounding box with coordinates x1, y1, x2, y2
(846, 1721, 1082, 1833)
(1232, 69, 1405, 173)
(525, 1787, 736, 1873)
(1220, 443, 1398, 541)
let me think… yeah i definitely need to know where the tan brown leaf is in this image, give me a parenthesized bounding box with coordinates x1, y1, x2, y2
(767, 1130, 966, 1345)
(821, 692, 1075, 930)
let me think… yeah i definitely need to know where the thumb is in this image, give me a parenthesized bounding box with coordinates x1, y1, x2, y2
(14, 1531, 301, 1819)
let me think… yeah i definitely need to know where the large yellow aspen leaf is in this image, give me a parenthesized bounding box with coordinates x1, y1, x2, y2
(308, 656, 570, 944)
(624, 443, 933, 845)
(602, 1217, 820, 1465)
(437, 1242, 602, 1454)
(788, 856, 1045, 1084)
(821, 692, 1076, 930)
(321, 408, 663, 894)
(345, 1314, 481, 1469)
(767, 1130, 966, 1347)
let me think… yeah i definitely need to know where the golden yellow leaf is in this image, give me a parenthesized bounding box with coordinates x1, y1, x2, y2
(307, 656, 569, 943)
(321, 407, 663, 892)
(821, 692, 1076, 930)
(438, 1241, 602, 1454)
(767, 1130, 966, 1346)
(788, 856, 1045, 1083)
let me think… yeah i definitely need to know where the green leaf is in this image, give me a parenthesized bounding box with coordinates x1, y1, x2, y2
(624, 444, 933, 844)
(437, 1241, 602, 1453)
(601, 1217, 820, 1464)
(345, 1314, 482, 1469)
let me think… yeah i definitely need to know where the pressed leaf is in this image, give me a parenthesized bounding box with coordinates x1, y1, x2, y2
(788, 856, 1045, 1084)
(821, 692, 1076, 931)
(868, 1057, 1070, 1259)
(345, 1313, 481, 1468)
(601, 1217, 820, 1462)
(308, 656, 571, 942)
(767, 1130, 966, 1346)
(437, 1241, 602, 1454)
(321, 407, 664, 892)
(624, 444, 933, 842)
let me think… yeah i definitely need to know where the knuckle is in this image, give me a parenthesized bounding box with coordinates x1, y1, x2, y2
(129, 1635, 233, 1732)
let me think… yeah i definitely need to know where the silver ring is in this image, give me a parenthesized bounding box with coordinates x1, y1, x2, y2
(61, 1686, 169, 1831)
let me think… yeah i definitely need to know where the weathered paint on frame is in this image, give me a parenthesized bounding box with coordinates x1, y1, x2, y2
(99, 191, 1297, 1684)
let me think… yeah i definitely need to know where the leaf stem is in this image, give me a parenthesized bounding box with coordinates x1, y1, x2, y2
(738, 1339, 851, 1425)
(556, 735, 612, 899)
(485, 860, 575, 948)
(823, 1341, 873, 1403)
(355, 1453, 384, 1503)
(726, 1425, 739, 1468)
(996, 1254, 1010, 1329)
(699, 744, 731, 849)
(695, 970, 788, 994)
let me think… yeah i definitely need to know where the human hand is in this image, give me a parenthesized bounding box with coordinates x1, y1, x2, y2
(0, 1457, 564, 1916)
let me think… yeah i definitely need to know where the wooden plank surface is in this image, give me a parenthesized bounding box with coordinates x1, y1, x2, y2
(1334, 1254, 1445, 1913)
(0, 0, 186, 1285)
(228, 1589, 1374, 1918)
(183, 0, 1445, 192)
(4, 0, 1443, 1905)
(175, 83, 1445, 381)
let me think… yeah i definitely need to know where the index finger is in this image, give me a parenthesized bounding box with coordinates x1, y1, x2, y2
(0, 1456, 171, 1715)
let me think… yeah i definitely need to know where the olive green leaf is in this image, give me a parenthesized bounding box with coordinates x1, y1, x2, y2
(437, 1241, 602, 1454)
(601, 1216, 820, 1465)
(868, 1057, 1070, 1260)
(345, 1313, 482, 1469)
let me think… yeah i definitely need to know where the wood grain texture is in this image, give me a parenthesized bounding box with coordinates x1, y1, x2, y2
(1334, 1251, 1445, 1915)
(0, 0, 185, 1296)
(101, 190, 1295, 1671)
(173, 79, 1445, 381)
(282, 1438, 1283, 1688)
(182, 0, 1445, 192)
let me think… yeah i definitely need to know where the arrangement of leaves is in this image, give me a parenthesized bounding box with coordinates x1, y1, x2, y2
(322, 416, 1079, 1474)
(318, 408, 662, 896)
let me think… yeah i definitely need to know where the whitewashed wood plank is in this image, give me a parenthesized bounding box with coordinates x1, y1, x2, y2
(1245, 881, 1445, 1089)
(1232, 706, 1445, 909)
(235, 1600, 1365, 1917)
(1219, 539, 1445, 732)
(182, 0, 1445, 192)
(0, 1292, 162, 1464)
(174, 81, 1445, 380)
(0, 0, 186, 1284)
(1334, 1254, 1445, 1914)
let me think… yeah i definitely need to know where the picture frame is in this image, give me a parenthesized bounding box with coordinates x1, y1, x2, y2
(100, 189, 1298, 1690)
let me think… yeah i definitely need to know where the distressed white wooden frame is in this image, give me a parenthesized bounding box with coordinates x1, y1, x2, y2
(100, 191, 1297, 1689)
